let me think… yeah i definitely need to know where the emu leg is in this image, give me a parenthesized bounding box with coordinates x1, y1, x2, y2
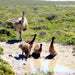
(25, 57, 27, 61)
(22, 52, 23, 60)
(19, 31, 22, 41)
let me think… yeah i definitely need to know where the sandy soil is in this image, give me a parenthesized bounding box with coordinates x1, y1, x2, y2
(0, 41, 75, 75)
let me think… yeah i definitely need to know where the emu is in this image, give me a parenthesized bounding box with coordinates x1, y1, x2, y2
(32, 44, 42, 58)
(13, 12, 28, 41)
(34, 44, 42, 54)
(19, 42, 31, 60)
(49, 36, 57, 56)
(25, 34, 37, 49)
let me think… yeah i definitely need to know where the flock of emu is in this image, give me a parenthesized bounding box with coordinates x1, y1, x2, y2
(13, 12, 57, 60)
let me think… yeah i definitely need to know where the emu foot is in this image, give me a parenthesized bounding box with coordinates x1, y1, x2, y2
(29, 55, 32, 58)
(19, 39, 22, 42)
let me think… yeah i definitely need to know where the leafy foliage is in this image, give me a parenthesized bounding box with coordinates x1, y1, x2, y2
(0, 27, 18, 41)
(25, 69, 54, 75)
(0, 47, 4, 54)
(73, 46, 75, 50)
(0, 58, 15, 75)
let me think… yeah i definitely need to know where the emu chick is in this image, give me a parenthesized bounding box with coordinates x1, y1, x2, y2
(49, 37, 57, 56)
(49, 44, 57, 56)
(25, 34, 37, 48)
(19, 42, 31, 58)
(34, 44, 42, 54)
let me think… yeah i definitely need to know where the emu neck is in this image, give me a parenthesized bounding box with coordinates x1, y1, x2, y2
(39, 45, 42, 51)
(51, 39, 54, 46)
(30, 36, 36, 44)
(22, 14, 24, 21)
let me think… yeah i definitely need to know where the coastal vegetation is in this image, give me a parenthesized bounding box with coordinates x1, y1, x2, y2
(0, 0, 75, 45)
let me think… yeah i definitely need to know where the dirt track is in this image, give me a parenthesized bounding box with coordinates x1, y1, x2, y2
(0, 41, 75, 75)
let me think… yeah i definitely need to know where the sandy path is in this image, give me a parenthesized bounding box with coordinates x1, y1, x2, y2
(0, 41, 75, 75)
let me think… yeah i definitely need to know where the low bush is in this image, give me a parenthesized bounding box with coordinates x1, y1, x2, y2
(0, 58, 15, 75)
(0, 47, 4, 54)
(25, 69, 54, 75)
(73, 46, 75, 50)
(46, 14, 57, 21)
(0, 27, 18, 41)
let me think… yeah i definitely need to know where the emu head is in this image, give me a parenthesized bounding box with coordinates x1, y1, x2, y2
(34, 34, 37, 37)
(22, 12, 25, 23)
(52, 36, 55, 40)
(40, 44, 42, 47)
(23, 12, 25, 17)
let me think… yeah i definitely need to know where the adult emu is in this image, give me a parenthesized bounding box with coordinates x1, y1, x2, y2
(13, 12, 28, 41)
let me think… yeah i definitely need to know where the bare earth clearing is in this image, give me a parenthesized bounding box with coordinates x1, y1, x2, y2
(0, 41, 75, 75)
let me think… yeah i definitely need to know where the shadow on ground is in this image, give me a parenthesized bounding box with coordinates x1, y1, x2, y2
(32, 52, 40, 59)
(6, 40, 22, 44)
(45, 54, 56, 59)
(14, 54, 27, 60)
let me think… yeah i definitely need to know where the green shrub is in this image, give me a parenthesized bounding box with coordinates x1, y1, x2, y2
(73, 46, 75, 50)
(63, 37, 75, 45)
(65, 11, 75, 16)
(25, 69, 54, 75)
(0, 58, 15, 75)
(47, 69, 54, 75)
(30, 24, 51, 30)
(46, 14, 57, 21)
(0, 70, 4, 75)
(0, 47, 4, 54)
(0, 58, 9, 65)
(0, 27, 18, 41)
